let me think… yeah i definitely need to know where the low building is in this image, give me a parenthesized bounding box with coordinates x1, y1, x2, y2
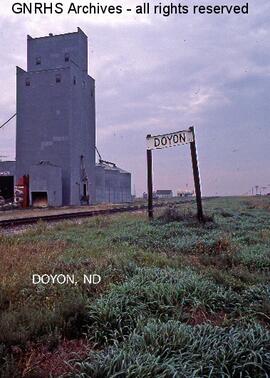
(156, 190, 173, 199)
(177, 190, 194, 198)
(0, 159, 132, 207)
(95, 162, 132, 203)
(29, 161, 62, 207)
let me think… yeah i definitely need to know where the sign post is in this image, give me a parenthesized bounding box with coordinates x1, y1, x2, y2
(189, 127, 203, 222)
(146, 127, 204, 222)
(146, 134, 153, 219)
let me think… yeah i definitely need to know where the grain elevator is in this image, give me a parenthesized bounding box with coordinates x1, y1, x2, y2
(11, 28, 131, 207)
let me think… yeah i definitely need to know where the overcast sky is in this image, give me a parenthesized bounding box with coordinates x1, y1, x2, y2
(0, 1, 269, 196)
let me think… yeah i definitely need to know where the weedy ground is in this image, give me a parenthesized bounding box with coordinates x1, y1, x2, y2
(0, 196, 270, 377)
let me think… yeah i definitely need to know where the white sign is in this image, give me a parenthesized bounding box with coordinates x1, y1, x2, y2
(147, 130, 194, 150)
(0, 171, 11, 176)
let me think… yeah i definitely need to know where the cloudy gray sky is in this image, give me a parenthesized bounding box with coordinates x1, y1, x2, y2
(0, 1, 269, 196)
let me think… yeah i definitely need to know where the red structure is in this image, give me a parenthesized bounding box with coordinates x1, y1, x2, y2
(15, 175, 29, 208)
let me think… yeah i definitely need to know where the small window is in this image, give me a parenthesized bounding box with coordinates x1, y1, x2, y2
(73, 76, 76, 85)
(56, 74, 61, 83)
(36, 57, 41, 65)
(65, 53, 70, 62)
(91, 90, 94, 97)
(25, 78, 30, 87)
(82, 80, 86, 88)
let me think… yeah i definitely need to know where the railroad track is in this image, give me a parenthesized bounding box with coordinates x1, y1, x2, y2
(0, 200, 195, 228)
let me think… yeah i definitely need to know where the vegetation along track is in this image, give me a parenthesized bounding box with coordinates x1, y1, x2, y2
(0, 198, 201, 228)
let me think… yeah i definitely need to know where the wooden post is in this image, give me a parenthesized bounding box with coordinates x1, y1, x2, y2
(189, 127, 204, 222)
(146, 134, 153, 219)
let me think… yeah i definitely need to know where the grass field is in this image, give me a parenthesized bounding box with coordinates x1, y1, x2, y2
(0, 197, 270, 377)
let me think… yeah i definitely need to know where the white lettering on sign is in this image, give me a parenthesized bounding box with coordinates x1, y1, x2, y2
(147, 130, 194, 150)
(0, 171, 11, 176)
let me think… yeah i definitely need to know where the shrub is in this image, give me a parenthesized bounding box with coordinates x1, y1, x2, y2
(157, 206, 186, 223)
(75, 320, 270, 377)
(0, 293, 89, 346)
(235, 246, 270, 269)
(85, 268, 239, 345)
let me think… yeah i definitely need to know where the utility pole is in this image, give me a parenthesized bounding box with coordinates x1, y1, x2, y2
(189, 127, 204, 222)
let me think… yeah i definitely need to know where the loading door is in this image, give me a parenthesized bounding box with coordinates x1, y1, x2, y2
(0, 176, 14, 202)
(32, 191, 48, 207)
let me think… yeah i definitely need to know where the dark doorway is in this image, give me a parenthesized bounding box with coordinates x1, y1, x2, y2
(0, 176, 14, 201)
(32, 192, 48, 207)
(83, 183, 87, 197)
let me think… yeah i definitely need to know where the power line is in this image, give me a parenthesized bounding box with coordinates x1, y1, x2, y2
(95, 146, 102, 161)
(0, 113, 16, 129)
